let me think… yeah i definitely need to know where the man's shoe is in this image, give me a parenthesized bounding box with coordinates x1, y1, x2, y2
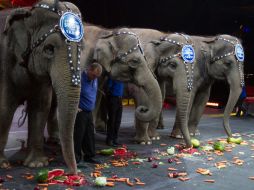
(112, 141, 121, 146)
(106, 140, 117, 147)
(84, 157, 101, 164)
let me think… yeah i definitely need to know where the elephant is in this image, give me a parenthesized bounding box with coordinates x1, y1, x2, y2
(170, 35, 244, 140)
(93, 28, 163, 123)
(128, 30, 199, 146)
(0, 0, 85, 173)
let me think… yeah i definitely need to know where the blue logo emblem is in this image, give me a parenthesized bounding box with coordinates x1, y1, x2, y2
(235, 44, 244, 62)
(59, 12, 84, 42)
(182, 45, 195, 63)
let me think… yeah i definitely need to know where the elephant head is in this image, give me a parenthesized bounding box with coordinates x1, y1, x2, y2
(147, 33, 197, 147)
(206, 35, 244, 137)
(4, 0, 84, 173)
(93, 28, 162, 122)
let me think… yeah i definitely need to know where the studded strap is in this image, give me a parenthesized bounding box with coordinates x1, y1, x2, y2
(159, 34, 195, 91)
(26, 2, 83, 86)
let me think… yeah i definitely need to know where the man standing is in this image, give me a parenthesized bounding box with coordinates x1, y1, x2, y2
(106, 77, 124, 147)
(74, 63, 102, 164)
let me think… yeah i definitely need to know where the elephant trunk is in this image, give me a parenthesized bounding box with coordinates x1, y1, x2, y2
(50, 55, 80, 174)
(175, 76, 192, 147)
(135, 67, 162, 122)
(223, 73, 242, 137)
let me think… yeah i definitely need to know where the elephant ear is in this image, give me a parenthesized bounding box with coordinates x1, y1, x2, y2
(4, 8, 31, 67)
(201, 37, 218, 62)
(149, 40, 161, 46)
(93, 34, 117, 73)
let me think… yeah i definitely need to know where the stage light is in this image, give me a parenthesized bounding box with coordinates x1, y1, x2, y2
(206, 102, 219, 107)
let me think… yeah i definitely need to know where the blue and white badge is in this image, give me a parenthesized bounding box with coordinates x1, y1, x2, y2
(235, 44, 244, 62)
(182, 45, 195, 63)
(59, 12, 84, 42)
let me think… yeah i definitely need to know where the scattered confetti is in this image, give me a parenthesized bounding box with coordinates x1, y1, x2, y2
(204, 179, 215, 183)
(196, 168, 212, 175)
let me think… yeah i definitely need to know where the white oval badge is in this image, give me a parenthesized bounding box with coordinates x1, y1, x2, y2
(182, 45, 195, 63)
(59, 12, 84, 42)
(235, 44, 244, 62)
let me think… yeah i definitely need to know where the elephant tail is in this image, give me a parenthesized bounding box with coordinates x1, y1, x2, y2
(18, 106, 27, 128)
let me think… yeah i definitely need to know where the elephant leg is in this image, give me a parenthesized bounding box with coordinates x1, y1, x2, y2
(24, 86, 52, 167)
(94, 75, 108, 132)
(156, 111, 165, 129)
(47, 93, 59, 144)
(170, 111, 183, 139)
(188, 85, 211, 136)
(157, 81, 166, 129)
(134, 118, 151, 145)
(0, 92, 19, 168)
(148, 116, 160, 140)
(94, 95, 108, 132)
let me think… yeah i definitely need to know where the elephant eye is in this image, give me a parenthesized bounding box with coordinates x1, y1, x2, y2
(43, 44, 55, 57)
(224, 61, 231, 67)
(168, 62, 176, 69)
(128, 59, 140, 68)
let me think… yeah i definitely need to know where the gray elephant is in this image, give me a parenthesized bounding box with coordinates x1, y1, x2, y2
(0, 0, 85, 173)
(170, 35, 244, 140)
(93, 29, 162, 122)
(128, 30, 198, 146)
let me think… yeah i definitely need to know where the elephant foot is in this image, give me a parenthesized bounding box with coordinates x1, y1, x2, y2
(151, 136, 161, 141)
(135, 136, 152, 145)
(170, 131, 183, 139)
(139, 141, 152, 145)
(148, 127, 160, 141)
(24, 150, 48, 168)
(190, 129, 200, 136)
(0, 156, 10, 168)
(156, 123, 164, 129)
